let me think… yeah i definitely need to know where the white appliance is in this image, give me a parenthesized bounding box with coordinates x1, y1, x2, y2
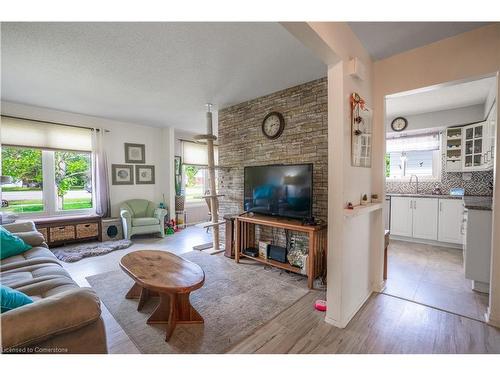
(463, 208, 492, 293)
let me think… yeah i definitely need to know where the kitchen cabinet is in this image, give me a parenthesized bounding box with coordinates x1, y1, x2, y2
(445, 111, 496, 172)
(484, 104, 497, 169)
(463, 208, 492, 292)
(412, 198, 438, 240)
(390, 197, 438, 240)
(463, 122, 485, 171)
(390, 196, 413, 237)
(390, 196, 464, 245)
(438, 198, 464, 244)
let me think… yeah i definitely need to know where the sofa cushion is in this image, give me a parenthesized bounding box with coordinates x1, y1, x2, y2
(1, 263, 73, 290)
(0, 227, 32, 260)
(16, 276, 79, 301)
(1, 246, 60, 271)
(1, 287, 101, 350)
(1, 285, 33, 313)
(132, 217, 160, 227)
(15, 231, 46, 248)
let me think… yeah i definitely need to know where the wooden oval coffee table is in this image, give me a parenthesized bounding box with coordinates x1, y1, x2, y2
(120, 250, 205, 341)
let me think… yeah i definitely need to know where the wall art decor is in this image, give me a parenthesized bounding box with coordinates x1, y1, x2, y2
(111, 164, 134, 185)
(350, 92, 373, 168)
(124, 143, 145, 164)
(135, 165, 155, 184)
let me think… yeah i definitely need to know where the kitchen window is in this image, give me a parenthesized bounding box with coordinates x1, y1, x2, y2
(386, 133, 441, 180)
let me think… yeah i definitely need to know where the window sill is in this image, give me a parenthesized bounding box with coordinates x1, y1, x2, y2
(5, 209, 96, 220)
(185, 202, 207, 208)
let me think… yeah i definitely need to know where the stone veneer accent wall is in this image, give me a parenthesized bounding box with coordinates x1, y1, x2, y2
(217, 78, 327, 245)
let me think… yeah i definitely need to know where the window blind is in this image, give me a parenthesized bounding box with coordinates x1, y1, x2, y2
(181, 140, 219, 166)
(1, 116, 93, 152)
(386, 133, 440, 153)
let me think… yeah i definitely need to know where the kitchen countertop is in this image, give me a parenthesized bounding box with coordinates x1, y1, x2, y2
(463, 196, 493, 211)
(386, 193, 462, 199)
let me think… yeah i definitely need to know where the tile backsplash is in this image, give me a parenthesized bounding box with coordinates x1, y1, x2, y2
(386, 158, 493, 196)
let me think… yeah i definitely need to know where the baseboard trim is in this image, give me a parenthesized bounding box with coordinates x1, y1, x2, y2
(485, 307, 500, 328)
(373, 280, 386, 293)
(324, 291, 372, 329)
(390, 235, 462, 249)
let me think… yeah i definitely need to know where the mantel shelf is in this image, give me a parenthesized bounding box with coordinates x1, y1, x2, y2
(344, 202, 383, 218)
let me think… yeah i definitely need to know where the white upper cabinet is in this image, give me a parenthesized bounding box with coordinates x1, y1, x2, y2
(438, 198, 464, 244)
(463, 122, 486, 171)
(412, 198, 438, 240)
(445, 115, 496, 173)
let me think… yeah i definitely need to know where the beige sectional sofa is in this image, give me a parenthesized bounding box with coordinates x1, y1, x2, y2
(1, 221, 107, 354)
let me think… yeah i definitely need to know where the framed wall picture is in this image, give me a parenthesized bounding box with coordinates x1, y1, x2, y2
(124, 143, 146, 164)
(136, 165, 155, 184)
(112, 164, 134, 185)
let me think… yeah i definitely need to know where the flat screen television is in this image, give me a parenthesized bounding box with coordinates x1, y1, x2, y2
(244, 164, 313, 220)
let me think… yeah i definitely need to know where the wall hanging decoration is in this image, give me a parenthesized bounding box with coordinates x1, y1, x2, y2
(135, 165, 155, 184)
(124, 143, 145, 164)
(350, 92, 373, 168)
(111, 164, 134, 185)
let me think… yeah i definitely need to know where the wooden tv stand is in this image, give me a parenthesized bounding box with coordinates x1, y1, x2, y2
(234, 213, 327, 289)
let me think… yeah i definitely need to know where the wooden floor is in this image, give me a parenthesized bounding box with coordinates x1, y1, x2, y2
(62, 227, 500, 354)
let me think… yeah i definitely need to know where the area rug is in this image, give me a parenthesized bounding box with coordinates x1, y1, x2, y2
(87, 251, 310, 354)
(52, 239, 132, 262)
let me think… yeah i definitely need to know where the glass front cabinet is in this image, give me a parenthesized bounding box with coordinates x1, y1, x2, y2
(446, 112, 496, 173)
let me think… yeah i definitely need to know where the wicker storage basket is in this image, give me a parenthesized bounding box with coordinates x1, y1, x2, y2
(76, 223, 99, 239)
(37, 227, 48, 242)
(175, 195, 185, 212)
(50, 225, 75, 242)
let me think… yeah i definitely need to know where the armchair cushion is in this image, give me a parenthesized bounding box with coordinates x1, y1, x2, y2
(132, 217, 160, 227)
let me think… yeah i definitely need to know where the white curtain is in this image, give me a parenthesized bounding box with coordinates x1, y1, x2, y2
(1, 116, 92, 151)
(92, 129, 111, 217)
(386, 133, 440, 153)
(181, 140, 219, 166)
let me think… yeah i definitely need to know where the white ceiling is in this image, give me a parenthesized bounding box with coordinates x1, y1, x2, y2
(386, 76, 496, 117)
(0, 22, 326, 132)
(349, 22, 491, 60)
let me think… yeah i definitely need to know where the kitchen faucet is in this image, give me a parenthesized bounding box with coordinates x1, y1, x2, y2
(409, 174, 419, 194)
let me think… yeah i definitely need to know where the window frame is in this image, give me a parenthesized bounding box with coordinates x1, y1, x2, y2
(1, 147, 95, 218)
(182, 164, 209, 207)
(385, 133, 442, 182)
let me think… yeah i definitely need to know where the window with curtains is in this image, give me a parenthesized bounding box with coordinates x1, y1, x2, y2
(1, 116, 94, 216)
(180, 140, 218, 204)
(386, 132, 441, 180)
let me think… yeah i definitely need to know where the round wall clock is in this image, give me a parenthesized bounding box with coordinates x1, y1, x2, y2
(262, 112, 285, 139)
(391, 117, 408, 132)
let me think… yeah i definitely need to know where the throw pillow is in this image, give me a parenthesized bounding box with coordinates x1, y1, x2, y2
(1, 285, 33, 313)
(0, 226, 32, 260)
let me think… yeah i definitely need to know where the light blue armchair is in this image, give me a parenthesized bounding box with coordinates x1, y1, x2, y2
(120, 199, 168, 240)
